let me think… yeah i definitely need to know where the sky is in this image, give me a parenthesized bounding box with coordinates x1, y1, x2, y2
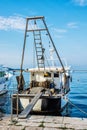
(0, 0, 87, 69)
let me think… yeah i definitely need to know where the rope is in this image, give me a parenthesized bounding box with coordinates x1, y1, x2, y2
(44, 54, 51, 70)
(64, 96, 87, 116)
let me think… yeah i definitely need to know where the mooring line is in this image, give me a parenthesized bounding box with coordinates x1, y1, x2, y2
(63, 96, 87, 116)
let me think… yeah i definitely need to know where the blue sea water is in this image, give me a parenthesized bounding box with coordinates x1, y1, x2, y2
(68, 71, 87, 118)
(1, 70, 87, 118)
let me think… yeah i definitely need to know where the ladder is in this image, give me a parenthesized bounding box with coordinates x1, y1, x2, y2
(33, 30, 45, 68)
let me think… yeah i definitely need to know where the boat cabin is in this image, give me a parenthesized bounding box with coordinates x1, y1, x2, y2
(29, 67, 70, 94)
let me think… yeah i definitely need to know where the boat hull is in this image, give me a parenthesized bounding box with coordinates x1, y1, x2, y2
(0, 79, 11, 106)
(13, 96, 68, 115)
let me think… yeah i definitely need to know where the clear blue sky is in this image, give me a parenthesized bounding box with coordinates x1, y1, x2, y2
(0, 0, 87, 68)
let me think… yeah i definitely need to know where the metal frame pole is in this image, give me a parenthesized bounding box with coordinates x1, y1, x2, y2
(11, 95, 13, 122)
(17, 93, 19, 117)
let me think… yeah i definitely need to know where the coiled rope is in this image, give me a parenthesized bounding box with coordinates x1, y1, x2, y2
(63, 96, 87, 116)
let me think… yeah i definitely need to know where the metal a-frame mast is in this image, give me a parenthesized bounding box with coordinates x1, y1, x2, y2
(19, 16, 66, 91)
(21, 16, 65, 71)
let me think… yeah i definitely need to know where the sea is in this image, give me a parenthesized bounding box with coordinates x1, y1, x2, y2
(0, 67, 87, 118)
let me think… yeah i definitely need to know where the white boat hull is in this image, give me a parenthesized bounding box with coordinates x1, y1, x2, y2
(17, 96, 67, 114)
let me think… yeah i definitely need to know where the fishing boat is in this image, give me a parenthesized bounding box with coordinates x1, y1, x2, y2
(0, 65, 12, 97)
(12, 16, 72, 118)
